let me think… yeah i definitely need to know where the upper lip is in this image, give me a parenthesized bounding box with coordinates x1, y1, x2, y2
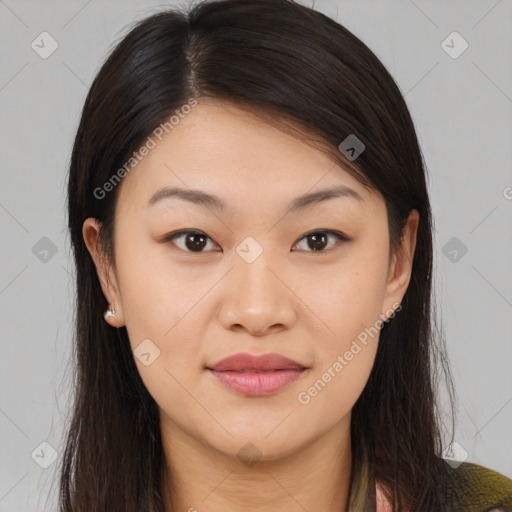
(207, 352, 307, 372)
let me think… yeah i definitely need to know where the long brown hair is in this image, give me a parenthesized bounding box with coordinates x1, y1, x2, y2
(62, 0, 456, 510)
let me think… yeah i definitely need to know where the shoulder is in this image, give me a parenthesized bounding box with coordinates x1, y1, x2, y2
(441, 460, 512, 511)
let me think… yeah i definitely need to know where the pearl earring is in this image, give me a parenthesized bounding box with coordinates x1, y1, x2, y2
(104, 306, 116, 321)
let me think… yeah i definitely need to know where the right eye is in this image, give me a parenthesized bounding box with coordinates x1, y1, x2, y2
(163, 230, 221, 253)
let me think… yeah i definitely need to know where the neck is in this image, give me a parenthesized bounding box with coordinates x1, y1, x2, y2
(160, 414, 353, 512)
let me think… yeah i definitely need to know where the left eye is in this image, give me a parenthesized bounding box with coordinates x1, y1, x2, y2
(163, 229, 349, 253)
(292, 230, 349, 252)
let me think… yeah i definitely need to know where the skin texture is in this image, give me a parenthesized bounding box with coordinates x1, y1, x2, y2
(83, 99, 419, 512)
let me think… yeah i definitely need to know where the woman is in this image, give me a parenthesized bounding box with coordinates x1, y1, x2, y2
(61, 0, 512, 510)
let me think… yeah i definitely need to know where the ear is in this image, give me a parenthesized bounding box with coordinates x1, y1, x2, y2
(82, 217, 125, 328)
(381, 209, 420, 320)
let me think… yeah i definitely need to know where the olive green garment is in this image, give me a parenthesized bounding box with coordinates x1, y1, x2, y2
(348, 458, 512, 511)
(440, 461, 512, 512)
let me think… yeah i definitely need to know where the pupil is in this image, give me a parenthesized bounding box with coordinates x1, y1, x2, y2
(186, 233, 206, 251)
(309, 233, 327, 251)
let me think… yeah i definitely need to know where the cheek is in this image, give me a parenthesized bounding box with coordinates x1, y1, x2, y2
(117, 255, 206, 425)
(295, 265, 385, 420)
(296, 248, 389, 343)
(292, 250, 387, 407)
(113, 233, 212, 387)
(114, 230, 199, 338)
(295, 338, 378, 435)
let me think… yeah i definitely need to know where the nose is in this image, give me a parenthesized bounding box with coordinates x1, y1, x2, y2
(217, 253, 298, 337)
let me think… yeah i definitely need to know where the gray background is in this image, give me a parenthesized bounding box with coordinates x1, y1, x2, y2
(0, 0, 511, 510)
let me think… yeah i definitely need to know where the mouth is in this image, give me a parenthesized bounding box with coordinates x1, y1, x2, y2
(205, 352, 309, 396)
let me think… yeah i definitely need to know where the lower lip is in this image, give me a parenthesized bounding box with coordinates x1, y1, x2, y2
(208, 369, 305, 397)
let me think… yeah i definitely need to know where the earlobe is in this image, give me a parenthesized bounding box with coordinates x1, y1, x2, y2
(82, 217, 125, 327)
(103, 305, 121, 328)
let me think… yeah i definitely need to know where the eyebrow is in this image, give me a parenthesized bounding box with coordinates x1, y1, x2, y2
(146, 185, 363, 215)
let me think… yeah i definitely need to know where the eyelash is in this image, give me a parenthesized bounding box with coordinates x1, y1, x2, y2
(162, 229, 350, 254)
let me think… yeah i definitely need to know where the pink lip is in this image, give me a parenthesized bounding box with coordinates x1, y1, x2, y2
(207, 352, 305, 372)
(206, 352, 308, 397)
(208, 369, 305, 396)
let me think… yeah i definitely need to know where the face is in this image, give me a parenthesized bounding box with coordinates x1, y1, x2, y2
(84, 99, 418, 463)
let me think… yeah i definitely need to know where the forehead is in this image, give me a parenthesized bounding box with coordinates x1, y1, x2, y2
(116, 99, 378, 214)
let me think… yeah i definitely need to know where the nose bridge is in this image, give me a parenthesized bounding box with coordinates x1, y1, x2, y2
(218, 234, 296, 334)
(234, 235, 281, 304)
